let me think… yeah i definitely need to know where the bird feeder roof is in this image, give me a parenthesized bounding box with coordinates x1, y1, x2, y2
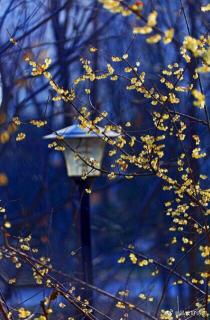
(44, 124, 120, 139)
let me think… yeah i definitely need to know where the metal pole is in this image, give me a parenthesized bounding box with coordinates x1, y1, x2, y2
(76, 178, 93, 308)
(78, 179, 93, 285)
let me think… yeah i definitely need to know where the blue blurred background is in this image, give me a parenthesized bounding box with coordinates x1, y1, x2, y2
(0, 1, 209, 318)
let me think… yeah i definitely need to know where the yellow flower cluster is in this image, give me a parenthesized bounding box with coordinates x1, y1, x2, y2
(181, 34, 210, 73)
(116, 301, 126, 309)
(25, 57, 52, 76)
(99, 0, 131, 16)
(192, 147, 206, 159)
(200, 246, 210, 265)
(18, 308, 31, 319)
(201, 4, 210, 11)
(25, 57, 75, 102)
(163, 28, 174, 44)
(74, 59, 116, 86)
(32, 257, 51, 285)
(16, 132, 26, 141)
(133, 11, 158, 34)
(138, 293, 154, 302)
(160, 310, 173, 320)
(30, 120, 47, 127)
(192, 89, 205, 109)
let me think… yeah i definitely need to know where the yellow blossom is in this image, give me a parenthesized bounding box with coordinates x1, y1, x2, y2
(118, 256, 126, 263)
(16, 132, 26, 141)
(138, 293, 146, 300)
(4, 221, 11, 228)
(201, 4, 210, 11)
(192, 89, 205, 108)
(147, 11, 158, 27)
(18, 308, 31, 319)
(116, 301, 125, 309)
(129, 253, 138, 264)
(133, 26, 152, 34)
(146, 34, 161, 44)
(163, 28, 174, 44)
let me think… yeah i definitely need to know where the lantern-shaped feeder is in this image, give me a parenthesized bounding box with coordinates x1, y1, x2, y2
(44, 124, 119, 177)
